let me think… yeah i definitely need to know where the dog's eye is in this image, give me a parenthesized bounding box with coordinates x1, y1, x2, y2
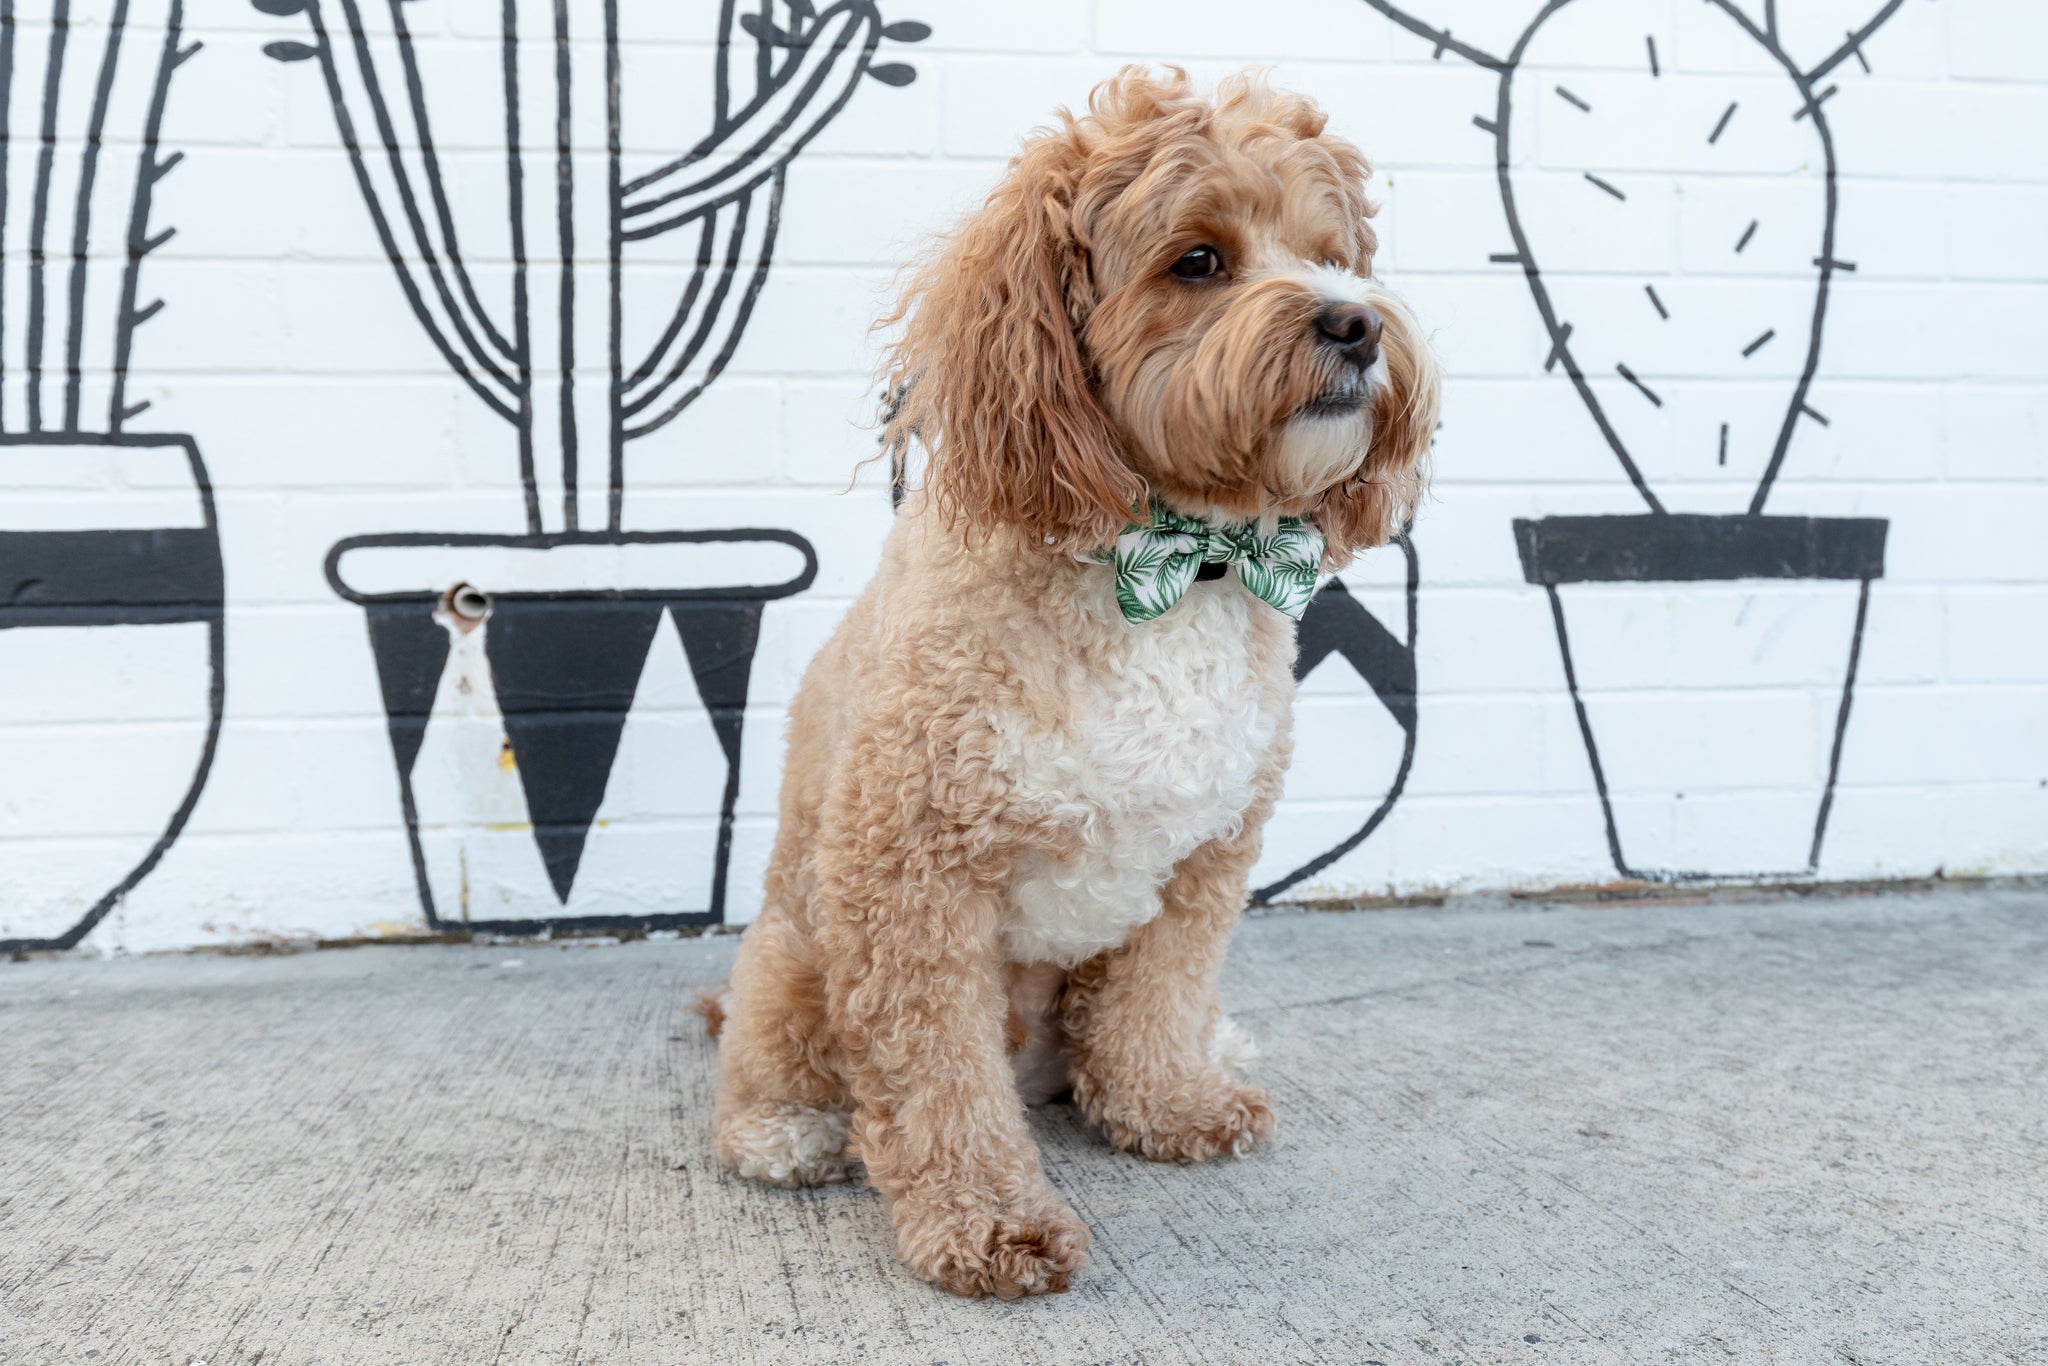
(1169, 246, 1223, 280)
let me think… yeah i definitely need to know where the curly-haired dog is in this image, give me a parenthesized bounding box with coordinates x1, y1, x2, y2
(708, 66, 1440, 1299)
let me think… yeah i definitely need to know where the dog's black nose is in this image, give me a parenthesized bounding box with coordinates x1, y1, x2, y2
(1315, 302, 1383, 368)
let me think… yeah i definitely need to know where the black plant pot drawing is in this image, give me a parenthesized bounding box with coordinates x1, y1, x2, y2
(1516, 513, 1883, 879)
(326, 531, 815, 931)
(1251, 540, 1419, 904)
(0, 437, 222, 952)
(1362, 0, 1906, 879)
(264, 0, 925, 930)
(0, 3, 214, 953)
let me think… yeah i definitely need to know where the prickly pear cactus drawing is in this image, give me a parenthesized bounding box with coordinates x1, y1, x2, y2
(1516, 10, 1833, 507)
(1361, 0, 1910, 881)
(1375, 0, 1905, 511)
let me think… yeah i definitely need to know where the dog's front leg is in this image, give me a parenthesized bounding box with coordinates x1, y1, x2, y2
(816, 839, 1090, 1299)
(1063, 820, 1278, 1164)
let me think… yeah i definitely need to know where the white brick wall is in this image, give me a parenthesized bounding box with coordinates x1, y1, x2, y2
(2, 0, 2043, 955)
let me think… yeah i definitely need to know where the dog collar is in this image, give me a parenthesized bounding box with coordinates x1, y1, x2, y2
(1092, 503, 1324, 624)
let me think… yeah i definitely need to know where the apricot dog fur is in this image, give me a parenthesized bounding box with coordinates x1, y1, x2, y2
(708, 66, 1440, 1299)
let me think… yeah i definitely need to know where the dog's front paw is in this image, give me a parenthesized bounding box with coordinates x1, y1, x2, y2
(714, 1101, 856, 1187)
(893, 1190, 1091, 1300)
(1089, 1075, 1276, 1164)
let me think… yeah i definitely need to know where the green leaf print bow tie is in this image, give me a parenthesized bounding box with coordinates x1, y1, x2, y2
(1096, 504, 1326, 624)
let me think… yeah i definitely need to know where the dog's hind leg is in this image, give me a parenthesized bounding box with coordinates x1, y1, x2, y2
(711, 909, 857, 1188)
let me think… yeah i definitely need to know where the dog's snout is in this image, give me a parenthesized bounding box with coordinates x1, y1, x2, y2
(1315, 302, 1383, 367)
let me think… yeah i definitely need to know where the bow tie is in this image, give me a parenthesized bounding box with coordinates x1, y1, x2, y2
(1095, 504, 1326, 624)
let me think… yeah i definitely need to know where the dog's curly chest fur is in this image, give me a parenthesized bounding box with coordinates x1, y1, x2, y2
(995, 577, 1288, 967)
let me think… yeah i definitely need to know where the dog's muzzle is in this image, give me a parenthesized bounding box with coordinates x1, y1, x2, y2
(1297, 369, 1372, 420)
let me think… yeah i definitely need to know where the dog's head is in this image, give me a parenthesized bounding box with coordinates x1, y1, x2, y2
(882, 66, 1439, 566)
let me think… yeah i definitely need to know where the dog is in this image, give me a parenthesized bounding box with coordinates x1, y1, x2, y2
(707, 65, 1440, 1299)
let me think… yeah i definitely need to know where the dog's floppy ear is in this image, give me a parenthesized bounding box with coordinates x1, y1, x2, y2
(880, 122, 1142, 551)
(1312, 286, 1440, 567)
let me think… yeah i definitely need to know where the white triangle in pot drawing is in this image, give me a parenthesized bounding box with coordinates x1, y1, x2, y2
(408, 617, 557, 926)
(571, 608, 730, 920)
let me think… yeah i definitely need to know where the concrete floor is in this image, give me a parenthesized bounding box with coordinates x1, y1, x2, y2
(2, 887, 2045, 1365)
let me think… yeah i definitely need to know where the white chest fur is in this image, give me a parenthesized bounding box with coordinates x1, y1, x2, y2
(994, 578, 1286, 967)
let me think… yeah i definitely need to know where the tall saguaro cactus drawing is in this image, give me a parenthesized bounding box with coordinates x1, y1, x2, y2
(1362, 0, 1906, 880)
(0, 1, 217, 953)
(255, 0, 925, 931)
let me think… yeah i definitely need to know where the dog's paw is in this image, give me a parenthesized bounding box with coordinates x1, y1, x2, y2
(1206, 1013, 1259, 1078)
(714, 1101, 855, 1187)
(894, 1191, 1091, 1300)
(1094, 1076, 1276, 1164)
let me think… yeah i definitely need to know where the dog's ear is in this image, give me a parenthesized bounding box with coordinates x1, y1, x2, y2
(1312, 286, 1440, 567)
(880, 121, 1142, 551)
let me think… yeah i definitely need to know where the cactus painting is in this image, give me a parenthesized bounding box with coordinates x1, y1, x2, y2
(1361, 0, 1907, 880)
(255, 0, 924, 931)
(0, 2, 217, 953)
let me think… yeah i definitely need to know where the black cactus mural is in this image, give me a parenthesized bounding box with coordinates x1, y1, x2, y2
(255, 0, 925, 931)
(0, 1, 216, 954)
(1362, 0, 1907, 881)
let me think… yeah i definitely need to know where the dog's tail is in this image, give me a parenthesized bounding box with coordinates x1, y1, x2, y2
(690, 987, 731, 1039)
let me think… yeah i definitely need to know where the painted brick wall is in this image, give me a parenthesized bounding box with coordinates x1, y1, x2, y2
(1, 0, 2042, 955)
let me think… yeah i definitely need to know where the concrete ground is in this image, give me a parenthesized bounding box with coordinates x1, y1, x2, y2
(2, 887, 2045, 1365)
